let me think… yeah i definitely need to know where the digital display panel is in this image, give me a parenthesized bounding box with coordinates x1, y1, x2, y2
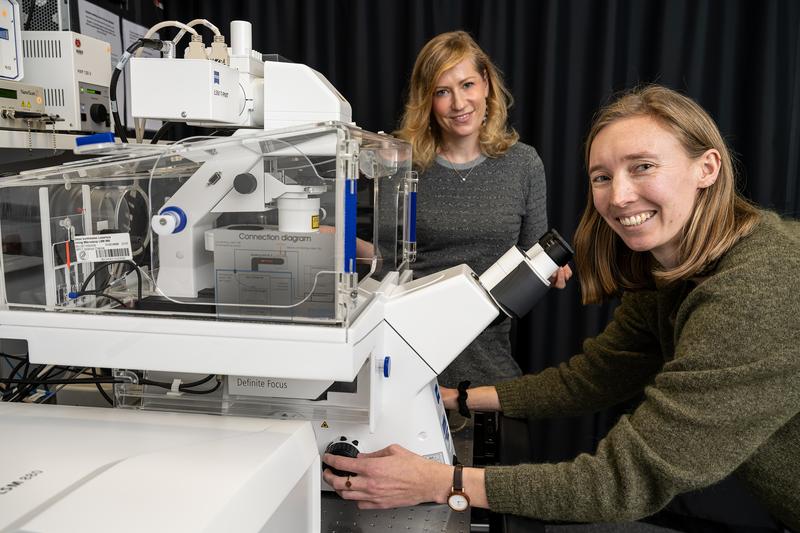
(0, 87, 17, 99)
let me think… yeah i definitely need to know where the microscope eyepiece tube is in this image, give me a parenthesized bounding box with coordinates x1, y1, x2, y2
(484, 228, 574, 319)
(534, 228, 573, 267)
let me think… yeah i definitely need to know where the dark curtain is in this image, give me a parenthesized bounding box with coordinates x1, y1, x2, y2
(163, 0, 799, 500)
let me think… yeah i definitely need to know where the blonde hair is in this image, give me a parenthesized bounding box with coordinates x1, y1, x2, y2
(395, 31, 518, 169)
(574, 85, 761, 304)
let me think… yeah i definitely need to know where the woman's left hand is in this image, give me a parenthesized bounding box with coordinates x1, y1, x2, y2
(549, 265, 573, 289)
(323, 444, 452, 509)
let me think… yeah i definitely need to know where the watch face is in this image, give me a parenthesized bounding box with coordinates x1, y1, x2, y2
(448, 493, 469, 512)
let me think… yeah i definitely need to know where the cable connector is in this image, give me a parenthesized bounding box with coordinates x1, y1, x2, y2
(208, 34, 230, 65)
(184, 34, 207, 60)
(138, 38, 166, 53)
(159, 39, 176, 59)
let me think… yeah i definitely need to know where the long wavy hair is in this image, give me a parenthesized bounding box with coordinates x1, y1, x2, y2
(395, 31, 518, 169)
(574, 85, 761, 304)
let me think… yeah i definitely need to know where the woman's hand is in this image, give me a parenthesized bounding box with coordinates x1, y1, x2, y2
(549, 265, 573, 289)
(323, 445, 453, 509)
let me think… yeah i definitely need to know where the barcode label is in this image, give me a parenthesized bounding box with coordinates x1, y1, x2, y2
(73, 233, 133, 263)
(96, 248, 128, 259)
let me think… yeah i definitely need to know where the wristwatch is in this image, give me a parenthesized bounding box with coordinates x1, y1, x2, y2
(447, 464, 470, 512)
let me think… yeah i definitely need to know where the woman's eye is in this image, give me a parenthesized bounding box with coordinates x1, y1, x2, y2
(635, 163, 654, 172)
(463, 81, 474, 89)
(591, 174, 610, 184)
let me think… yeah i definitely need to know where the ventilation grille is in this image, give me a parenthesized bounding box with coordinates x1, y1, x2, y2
(44, 88, 65, 108)
(20, 0, 62, 32)
(22, 38, 63, 59)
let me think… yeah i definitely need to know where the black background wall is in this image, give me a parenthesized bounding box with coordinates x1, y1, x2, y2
(104, 0, 800, 523)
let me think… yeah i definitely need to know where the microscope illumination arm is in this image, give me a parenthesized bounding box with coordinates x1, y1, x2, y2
(380, 229, 573, 377)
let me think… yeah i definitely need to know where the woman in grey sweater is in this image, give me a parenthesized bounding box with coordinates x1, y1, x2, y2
(325, 86, 800, 529)
(386, 30, 570, 387)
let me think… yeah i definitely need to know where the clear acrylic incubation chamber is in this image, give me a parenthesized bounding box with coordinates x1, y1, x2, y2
(0, 122, 416, 323)
(0, 122, 417, 412)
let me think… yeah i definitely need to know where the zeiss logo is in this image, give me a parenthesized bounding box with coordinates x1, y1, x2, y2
(213, 70, 220, 85)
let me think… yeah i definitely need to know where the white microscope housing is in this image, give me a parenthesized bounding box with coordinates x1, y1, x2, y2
(0, 21, 572, 532)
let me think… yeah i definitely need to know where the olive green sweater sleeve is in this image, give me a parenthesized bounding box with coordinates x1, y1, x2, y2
(486, 215, 800, 525)
(495, 290, 664, 419)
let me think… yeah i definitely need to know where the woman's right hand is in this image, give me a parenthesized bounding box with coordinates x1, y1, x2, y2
(550, 264, 573, 289)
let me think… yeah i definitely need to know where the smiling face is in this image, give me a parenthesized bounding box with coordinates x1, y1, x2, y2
(430, 57, 489, 148)
(588, 115, 720, 268)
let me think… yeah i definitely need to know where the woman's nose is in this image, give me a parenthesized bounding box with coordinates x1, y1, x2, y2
(452, 91, 465, 110)
(611, 177, 637, 206)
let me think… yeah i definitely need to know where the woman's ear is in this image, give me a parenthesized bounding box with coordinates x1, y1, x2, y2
(697, 149, 721, 189)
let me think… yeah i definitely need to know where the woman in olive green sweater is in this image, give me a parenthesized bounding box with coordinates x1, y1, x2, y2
(323, 85, 800, 529)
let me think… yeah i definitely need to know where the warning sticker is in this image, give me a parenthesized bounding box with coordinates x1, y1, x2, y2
(72, 233, 133, 263)
(311, 215, 320, 229)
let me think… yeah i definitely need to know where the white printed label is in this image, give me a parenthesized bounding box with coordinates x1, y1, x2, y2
(73, 233, 133, 263)
(423, 452, 446, 464)
(227, 375, 332, 399)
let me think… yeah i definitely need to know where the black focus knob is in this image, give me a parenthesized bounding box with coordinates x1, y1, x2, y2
(323, 437, 360, 477)
(89, 103, 109, 124)
(233, 172, 258, 194)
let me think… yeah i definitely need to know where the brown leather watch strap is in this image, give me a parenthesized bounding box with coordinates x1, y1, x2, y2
(452, 463, 464, 491)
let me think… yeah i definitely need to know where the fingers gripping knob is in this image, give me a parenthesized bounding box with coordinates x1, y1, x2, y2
(323, 436, 360, 477)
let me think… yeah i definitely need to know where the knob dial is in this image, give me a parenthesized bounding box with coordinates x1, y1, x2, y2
(89, 103, 109, 124)
(233, 173, 258, 194)
(323, 437, 360, 477)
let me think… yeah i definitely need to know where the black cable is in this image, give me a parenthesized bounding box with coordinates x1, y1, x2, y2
(72, 289, 127, 308)
(1, 358, 27, 399)
(80, 260, 142, 300)
(92, 368, 115, 406)
(0, 352, 28, 361)
(23, 0, 36, 31)
(150, 121, 174, 144)
(0, 377, 120, 386)
(8, 360, 32, 400)
(2, 356, 97, 377)
(77, 260, 143, 306)
(1, 356, 120, 403)
(9, 363, 47, 401)
(140, 373, 220, 394)
(142, 373, 216, 388)
(111, 38, 169, 143)
(181, 380, 222, 395)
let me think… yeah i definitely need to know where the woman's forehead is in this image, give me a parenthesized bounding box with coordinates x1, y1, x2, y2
(590, 116, 681, 160)
(437, 56, 481, 82)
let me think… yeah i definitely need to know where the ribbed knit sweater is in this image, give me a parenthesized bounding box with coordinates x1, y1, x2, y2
(408, 142, 548, 387)
(486, 212, 800, 529)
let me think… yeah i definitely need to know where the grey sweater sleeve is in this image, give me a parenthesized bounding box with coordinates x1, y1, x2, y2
(517, 144, 548, 249)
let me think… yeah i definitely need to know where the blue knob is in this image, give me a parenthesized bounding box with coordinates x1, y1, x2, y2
(383, 356, 391, 378)
(159, 206, 188, 233)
